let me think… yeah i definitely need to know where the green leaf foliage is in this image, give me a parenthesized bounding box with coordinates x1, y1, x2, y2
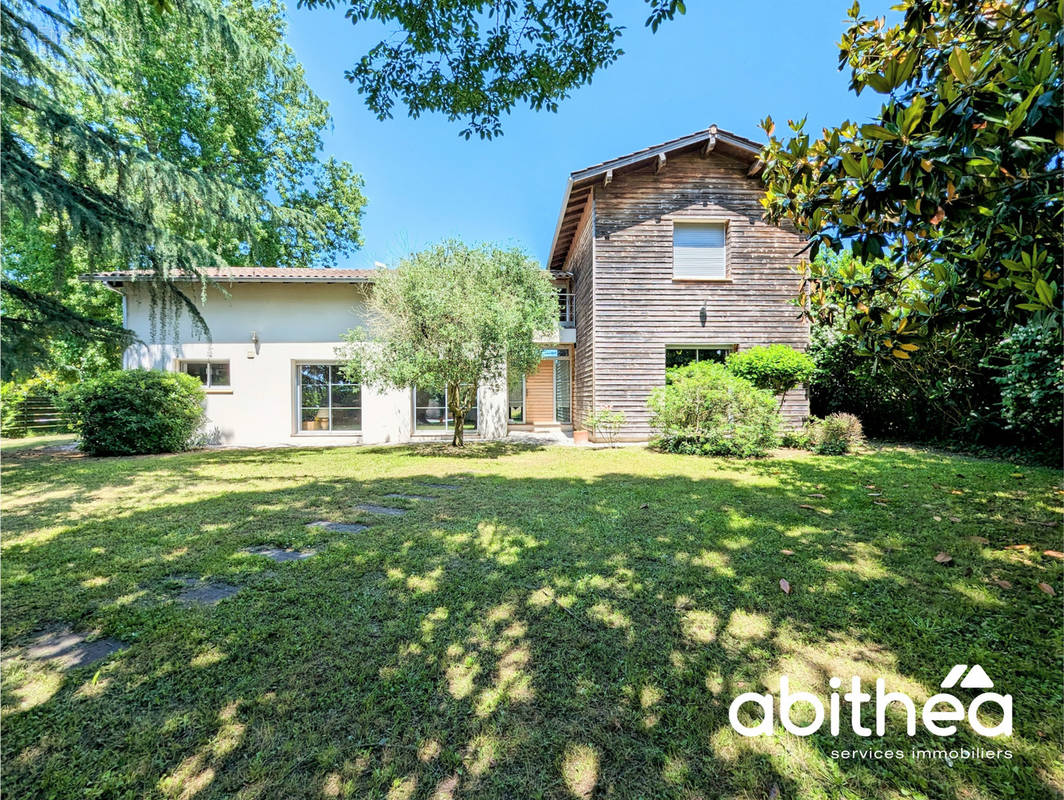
(806, 252, 1062, 453)
(760, 0, 1062, 359)
(341, 241, 557, 446)
(725, 344, 814, 407)
(990, 320, 1064, 436)
(59, 369, 205, 455)
(648, 361, 781, 458)
(295, 0, 687, 139)
(2, 0, 366, 376)
(583, 405, 626, 446)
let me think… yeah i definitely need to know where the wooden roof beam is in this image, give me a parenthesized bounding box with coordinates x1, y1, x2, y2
(701, 134, 717, 157)
(603, 168, 613, 187)
(654, 152, 666, 174)
(747, 160, 764, 177)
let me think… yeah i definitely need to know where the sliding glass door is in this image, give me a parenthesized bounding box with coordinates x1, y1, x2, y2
(553, 355, 571, 424)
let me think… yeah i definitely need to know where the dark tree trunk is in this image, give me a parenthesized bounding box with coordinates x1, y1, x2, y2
(447, 382, 476, 447)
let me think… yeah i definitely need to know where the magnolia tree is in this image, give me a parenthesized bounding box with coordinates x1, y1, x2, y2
(341, 241, 557, 446)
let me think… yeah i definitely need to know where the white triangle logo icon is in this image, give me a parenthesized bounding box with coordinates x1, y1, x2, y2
(959, 664, 994, 689)
(940, 664, 967, 688)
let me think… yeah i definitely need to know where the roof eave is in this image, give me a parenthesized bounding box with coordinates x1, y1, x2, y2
(545, 126, 765, 271)
(81, 274, 375, 285)
(545, 177, 575, 274)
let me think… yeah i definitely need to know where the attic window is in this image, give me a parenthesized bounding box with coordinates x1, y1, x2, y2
(673, 221, 727, 280)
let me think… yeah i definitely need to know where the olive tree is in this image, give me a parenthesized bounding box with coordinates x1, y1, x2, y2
(341, 241, 557, 446)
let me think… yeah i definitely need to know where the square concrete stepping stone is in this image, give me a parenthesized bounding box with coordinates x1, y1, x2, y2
(420, 483, 460, 490)
(242, 546, 317, 562)
(383, 493, 435, 501)
(24, 628, 126, 670)
(174, 578, 241, 606)
(355, 504, 407, 516)
(308, 520, 368, 534)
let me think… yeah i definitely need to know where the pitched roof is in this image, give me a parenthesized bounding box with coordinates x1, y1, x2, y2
(547, 125, 764, 271)
(85, 267, 377, 285)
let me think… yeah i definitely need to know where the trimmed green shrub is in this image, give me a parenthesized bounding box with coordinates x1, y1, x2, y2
(60, 370, 205, 456)
(584, 405, 626, 446)
(808, 413, 864, 455)
(726, 344, 814, 408)
(648, 362, 780, 457)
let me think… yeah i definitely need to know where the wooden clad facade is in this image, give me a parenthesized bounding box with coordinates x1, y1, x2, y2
(524, 356, 556, 424)
(565, 202, 595, 433)
(551, 131, 810, 441)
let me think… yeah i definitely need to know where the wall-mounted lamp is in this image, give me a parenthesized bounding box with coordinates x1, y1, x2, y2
(248, 330, 260, 359)
(699, 303, 707, 328)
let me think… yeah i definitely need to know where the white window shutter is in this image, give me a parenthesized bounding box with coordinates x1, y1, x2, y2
(673, 221, 727, 279)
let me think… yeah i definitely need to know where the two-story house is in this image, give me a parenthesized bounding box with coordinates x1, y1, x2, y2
(541, 125, 810, 439)
(89, 126, 808, 446)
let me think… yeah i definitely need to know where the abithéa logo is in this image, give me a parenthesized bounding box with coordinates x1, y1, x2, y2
(728, 665, 1011, 738)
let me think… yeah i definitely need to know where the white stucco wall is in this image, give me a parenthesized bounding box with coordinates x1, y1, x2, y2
(119, 281, 507, 446)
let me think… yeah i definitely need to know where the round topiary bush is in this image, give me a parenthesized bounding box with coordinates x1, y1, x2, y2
(725, 344, 815, 409)
(648, 361, 781, 457)
(60, 369, 205, 456)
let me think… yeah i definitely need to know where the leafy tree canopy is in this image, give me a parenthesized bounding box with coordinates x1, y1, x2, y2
(295, 0, 687, 139)
(2, 0, 367, 379)
(760, 0, 1062, 361)
(341, 241, 557, 445)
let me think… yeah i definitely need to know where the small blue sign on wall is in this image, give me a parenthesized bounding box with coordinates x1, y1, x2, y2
(541, 348, 559, 358)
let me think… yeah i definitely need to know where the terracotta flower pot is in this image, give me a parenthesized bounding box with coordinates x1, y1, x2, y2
(573, 429, 589, 444)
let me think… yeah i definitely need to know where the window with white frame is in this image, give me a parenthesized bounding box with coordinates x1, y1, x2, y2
(180, 360, 230, 388)
(297, 364, 361, 432)
(414, 386, 477, 432)
(672, 220, 727, 279)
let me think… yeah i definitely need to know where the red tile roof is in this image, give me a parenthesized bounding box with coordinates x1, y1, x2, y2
(85, 267, 377, 284)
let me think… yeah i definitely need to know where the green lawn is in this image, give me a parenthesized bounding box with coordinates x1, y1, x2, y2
(2, 438, 1061, 799)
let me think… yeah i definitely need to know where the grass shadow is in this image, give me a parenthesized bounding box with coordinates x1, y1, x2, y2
(1, 444, 1060, 799)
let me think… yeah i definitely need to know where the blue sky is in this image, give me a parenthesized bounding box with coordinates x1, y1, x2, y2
(283, 1, 889, 269)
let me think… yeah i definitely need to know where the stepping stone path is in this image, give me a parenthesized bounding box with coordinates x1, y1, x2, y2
(355, 504, 407, 516)
(242, 545, 317, 562)
(384, 493, 435, 501)
(23, 628, 126, 670)
(174, 577, 241, 606)
(308, 521, 368, 534)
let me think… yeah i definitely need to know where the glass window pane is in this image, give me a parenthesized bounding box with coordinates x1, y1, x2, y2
(463, 406, 478, 429)
(508, 376, 524, 422)
(301, 365, 327, 387)
(329, 365, 355, 385)
(331, 385, 361, 407)
(698, 348, 730, 364)
(183, 362, 208, 384)
(301, 406, 329, 430)
(209, 362, 230, 386)
(665, 349, 697, 368)
(416, 386, 446, 407)
(301, 384, 328, 409)
(415, 406, 447, 430)
(331, 408, 361, 431)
